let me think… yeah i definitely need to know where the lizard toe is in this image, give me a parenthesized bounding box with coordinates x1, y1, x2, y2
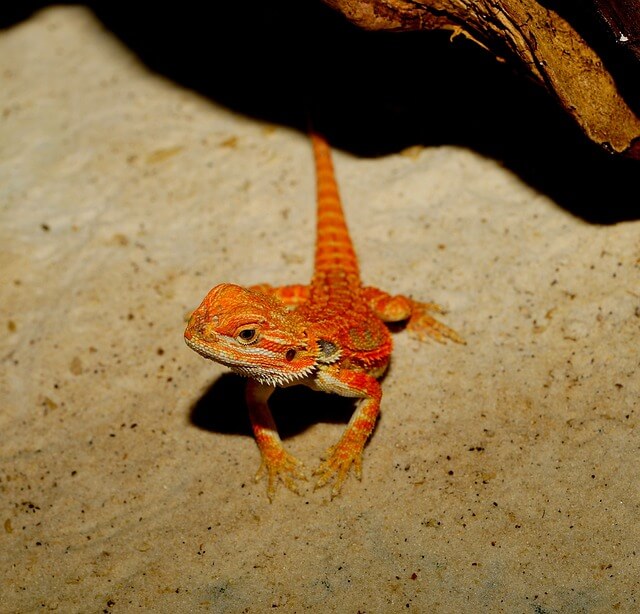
(255, 451, 307, 502)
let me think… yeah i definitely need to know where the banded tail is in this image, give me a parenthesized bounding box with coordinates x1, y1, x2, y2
(311, 133, 360, 279)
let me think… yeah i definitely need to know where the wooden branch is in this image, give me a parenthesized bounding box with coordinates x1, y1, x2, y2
(323, 0, 640, 158)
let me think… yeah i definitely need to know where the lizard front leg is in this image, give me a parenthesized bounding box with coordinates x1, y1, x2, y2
(313, 365, 383, 498)
(246, 379, 306, 501)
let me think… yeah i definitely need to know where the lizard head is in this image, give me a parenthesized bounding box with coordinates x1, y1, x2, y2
(184, 283, 320, 386)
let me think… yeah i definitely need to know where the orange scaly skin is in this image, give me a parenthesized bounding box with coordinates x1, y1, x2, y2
(185, 133, 464, 500)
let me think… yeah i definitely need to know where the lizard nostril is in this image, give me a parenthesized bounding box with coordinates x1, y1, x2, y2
(205, 326, 218, 339)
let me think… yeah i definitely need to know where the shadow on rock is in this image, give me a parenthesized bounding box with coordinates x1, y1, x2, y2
(189, 372, 357, 440)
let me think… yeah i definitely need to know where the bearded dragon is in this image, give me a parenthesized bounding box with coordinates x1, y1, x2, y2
(184, 133, 463, 500)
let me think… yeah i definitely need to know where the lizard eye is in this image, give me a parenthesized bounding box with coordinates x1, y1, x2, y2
(236, 327, 259, 344)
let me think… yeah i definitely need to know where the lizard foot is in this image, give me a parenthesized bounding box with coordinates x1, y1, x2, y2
(313, 438, 364, 499)
(408, 302, 465, 344)
(255, 449, 307, 502)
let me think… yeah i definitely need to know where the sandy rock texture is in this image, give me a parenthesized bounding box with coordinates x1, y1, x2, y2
(1, 6, 639, 612)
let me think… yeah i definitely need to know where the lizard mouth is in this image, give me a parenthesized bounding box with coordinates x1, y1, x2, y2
(184, 335, 317, 387)
(184, 335, 226, 363)
(244, 364, 317, 387)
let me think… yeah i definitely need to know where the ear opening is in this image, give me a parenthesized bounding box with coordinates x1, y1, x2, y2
(317, 339, 341, 364)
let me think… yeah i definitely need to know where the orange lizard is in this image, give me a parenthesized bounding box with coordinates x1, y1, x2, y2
(184, 133, 464, 500)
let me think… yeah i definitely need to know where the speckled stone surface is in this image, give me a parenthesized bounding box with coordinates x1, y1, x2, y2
(1, 7, 639, 612)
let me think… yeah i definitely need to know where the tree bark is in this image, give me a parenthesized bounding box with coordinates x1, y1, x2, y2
(323, 0, 640, 158)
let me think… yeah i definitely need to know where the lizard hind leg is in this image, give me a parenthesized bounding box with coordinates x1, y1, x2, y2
(362, 286, 465, 344)
(406, 299, 465, 344)
(246, 379, 307, 501)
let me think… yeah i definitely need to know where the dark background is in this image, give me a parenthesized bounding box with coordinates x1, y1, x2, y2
(2, 1, 639, 223)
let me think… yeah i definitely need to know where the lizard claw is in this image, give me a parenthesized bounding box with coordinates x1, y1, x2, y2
(255, 450, 307, 502)
(408, 302, 465, 344)
(313, 441, 364, 499)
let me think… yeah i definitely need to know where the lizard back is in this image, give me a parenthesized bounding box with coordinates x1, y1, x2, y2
(302, 133, 391, 360)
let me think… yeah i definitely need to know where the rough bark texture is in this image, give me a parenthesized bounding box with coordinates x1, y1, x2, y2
(323, 0, 640, 158)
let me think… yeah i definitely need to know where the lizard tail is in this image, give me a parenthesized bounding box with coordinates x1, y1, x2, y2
(311, 132, 360, 279)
